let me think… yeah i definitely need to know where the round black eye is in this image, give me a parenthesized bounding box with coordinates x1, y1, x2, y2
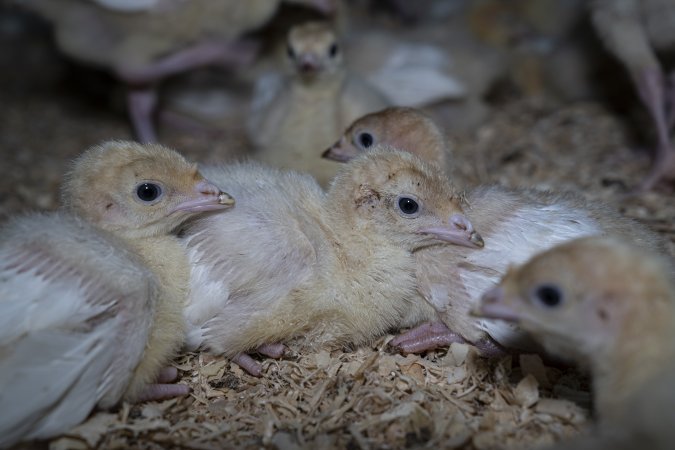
(533, 284, 563, 308)
(136, 183, 162, 202)
(358, 132, 374, 149)
(329, 43, 338, 57)
(287, 44, 295, 60)
(398, 197, 419, 215)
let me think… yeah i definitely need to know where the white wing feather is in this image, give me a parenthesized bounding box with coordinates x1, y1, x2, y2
(0, 213, 155, 447)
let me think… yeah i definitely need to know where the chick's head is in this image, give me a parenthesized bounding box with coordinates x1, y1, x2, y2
(324, 107, 448, 169)
(478, 237, 675, 364)
(286, 21, 342, 78)
(328, 147, 482, 252)
(62, 140, 234, 238)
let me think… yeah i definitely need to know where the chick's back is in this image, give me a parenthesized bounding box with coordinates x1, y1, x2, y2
(183, 162, 326, 352)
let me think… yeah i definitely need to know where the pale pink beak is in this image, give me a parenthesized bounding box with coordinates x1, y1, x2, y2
(297, 54, 322, 73)
(322, 136, 357, 162)
(474, 286, 521, 322)
(171, 180, 235, 214)
(418, 213, 484, 248)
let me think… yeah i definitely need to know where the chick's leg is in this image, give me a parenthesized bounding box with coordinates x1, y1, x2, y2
(633, 67, 675, 190)
(389, 321, 467, 354)
(256, 342, 286, 359)
(127, 87, 158, 143)
(136, 367, 190, 402)
(232, 344, 286, 377)
(117, 40, 259, 86)
(667, 70, 675, 129)
(232, 353, 263, 377)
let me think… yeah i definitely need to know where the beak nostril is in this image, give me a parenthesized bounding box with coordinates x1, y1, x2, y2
(449, 213, 472, 232)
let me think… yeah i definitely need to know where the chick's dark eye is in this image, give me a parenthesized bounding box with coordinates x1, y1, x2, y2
(287, 44, 295, 60)
(533, 284, 563, 308)
(358, 132, 374, 149)
(398, 197, 419, 215)
(329, 43, 338, 57)
(136, 183, 162, 202)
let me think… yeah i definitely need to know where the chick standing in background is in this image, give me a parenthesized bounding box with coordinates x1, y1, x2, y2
(325, 107, 666, 356)
(0, 141, 234, 447)
(477, 237, 675, 446)
(16, 0, 335, 143)
(183, 149, 483, 376)
(592, 0, 675, 191)
(248, 21, 388, 186)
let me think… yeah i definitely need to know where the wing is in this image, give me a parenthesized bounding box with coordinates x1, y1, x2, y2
(0, 213, 155, 446)
(183, 163, 325, 354)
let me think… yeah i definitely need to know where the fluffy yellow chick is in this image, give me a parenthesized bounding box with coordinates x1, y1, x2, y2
(0, 141, 233, 447)
(592, 0, 675, 191)
(17, 0, 335, 142)
(477, 236, 675, 423)
(326, 107, 666, 356)
(182, 148, 483, 376)
(248, 20, 388, 186)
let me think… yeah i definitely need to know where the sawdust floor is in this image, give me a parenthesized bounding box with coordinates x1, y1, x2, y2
(3, 33, 675, 450)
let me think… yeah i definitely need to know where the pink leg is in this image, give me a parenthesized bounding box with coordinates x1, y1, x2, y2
(666, 70, 675, 130)
(127, 87, 158, 143)
(256, 343, 286, 359)
(135, 366, 190, 402)
(389, 321, 468, 354)
(232, 353, 263, 377)
(633, 67, 675, 191)
(116, 39, 259, 85)
(231, 343, 286, 377)
(156, 367, 180, 383)
(389, 321, 452, 347)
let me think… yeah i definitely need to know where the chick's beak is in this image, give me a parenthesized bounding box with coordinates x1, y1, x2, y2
(419, 213, 484, 248)
(473, 286, 521, 322)
(322, 137, 356, 162)
(297, 54, 322, 73)
(171, 180, 235, 214)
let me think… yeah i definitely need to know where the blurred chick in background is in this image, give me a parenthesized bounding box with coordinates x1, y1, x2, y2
(248, 20, 387, 186)
(592, 0, 675, 191)
(16, 0, 335, 143)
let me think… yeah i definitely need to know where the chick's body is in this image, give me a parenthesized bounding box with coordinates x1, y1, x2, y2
(478, 237, 675, 423)
(0, 214, 157, 447)
(0, 141, 233, 447)
(413, 186, 664, 352)
(183, 149, 482, 370)
(327, 107, 666, 354)
(249, 21, 388, 186)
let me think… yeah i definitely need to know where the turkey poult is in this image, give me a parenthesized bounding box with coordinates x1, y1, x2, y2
(477, 237, 675, 449)
(183, 149, 483, 376)
(0, 141, 234, 447)
(326, 107, 666, 356)
(249, 21, 388, 186)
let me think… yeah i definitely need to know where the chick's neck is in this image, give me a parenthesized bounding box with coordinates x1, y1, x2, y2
(592, 300, 675, 421)
(304, 207, 419, 346)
